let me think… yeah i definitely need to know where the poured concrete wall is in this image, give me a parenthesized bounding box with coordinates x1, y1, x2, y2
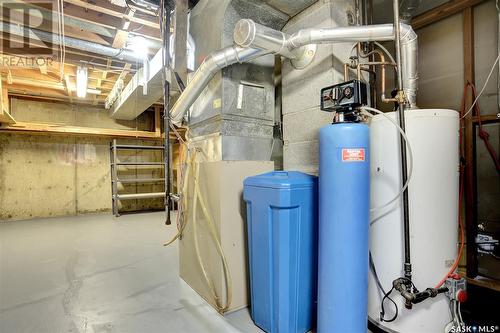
(0, 99, 164, 221)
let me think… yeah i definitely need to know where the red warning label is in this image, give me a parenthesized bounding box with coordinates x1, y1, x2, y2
(342, 148, 365, 162)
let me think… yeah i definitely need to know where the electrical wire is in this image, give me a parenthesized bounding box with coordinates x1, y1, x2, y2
(461, 52, 500, 119)
(361, 106, 414, 214)
(380, 286, 399, 323)
(369, 251, 399, 322)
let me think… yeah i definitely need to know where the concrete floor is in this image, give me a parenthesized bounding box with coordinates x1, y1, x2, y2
(0, 212, 263, 333)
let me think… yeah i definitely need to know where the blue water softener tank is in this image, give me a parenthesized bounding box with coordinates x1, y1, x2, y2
(243, 171, 318, 333)
(317, 123, 370, 333)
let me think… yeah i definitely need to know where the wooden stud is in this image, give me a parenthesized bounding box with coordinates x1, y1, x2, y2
(155, 106, 161, 137)
(64, 74, 74, 103)
(112, 30, 130, 49)
(0, 78, 15, 124)
(463, 7, 477, 278)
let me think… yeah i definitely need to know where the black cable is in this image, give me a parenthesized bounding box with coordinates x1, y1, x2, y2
(380, 287, 398, 323)
(369, 251, 399, 323)
(174, 71, 186, 92)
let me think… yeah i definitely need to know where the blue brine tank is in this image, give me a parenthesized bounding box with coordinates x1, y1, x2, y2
(317, 123, 370, 333)
(243, 171, 318, 333)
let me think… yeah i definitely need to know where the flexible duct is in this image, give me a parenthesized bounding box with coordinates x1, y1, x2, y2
(234, 19, 418, 108)
(0, 22, 140, 62)
(169, 45, 266, 125)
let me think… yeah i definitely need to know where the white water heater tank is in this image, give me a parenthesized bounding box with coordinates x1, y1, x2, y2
(368, 109, 460, 333)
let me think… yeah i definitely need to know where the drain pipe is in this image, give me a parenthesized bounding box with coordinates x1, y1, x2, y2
(0, 22, 141, 62)
(169, 46, 267, 125)
(233, 19, 418, 108)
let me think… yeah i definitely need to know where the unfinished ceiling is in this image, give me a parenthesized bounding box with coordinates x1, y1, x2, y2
(0, 0, 161, 105)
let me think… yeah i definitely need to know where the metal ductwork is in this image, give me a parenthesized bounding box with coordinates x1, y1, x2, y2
(233, 19, 419, 108)
(170, 46, 266, 125)
(400, 0, 422, 23)
(0, 22, 141, 62)
(109, 49, 168, 119)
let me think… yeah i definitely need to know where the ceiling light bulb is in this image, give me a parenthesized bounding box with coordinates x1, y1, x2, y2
(128, 35, 149, 59)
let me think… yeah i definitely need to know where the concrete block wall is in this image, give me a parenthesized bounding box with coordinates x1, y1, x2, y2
(0, 99, 164, 221)
(281, 0, 355, 174)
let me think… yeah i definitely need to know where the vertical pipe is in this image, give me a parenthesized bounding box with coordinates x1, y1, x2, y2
(393, 0, 412, 283)
(111, 139, 118, 216)
(161, 0, 172, 225)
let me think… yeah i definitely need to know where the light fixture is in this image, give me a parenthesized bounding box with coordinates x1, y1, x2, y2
(127, 35, 149, 59)
(76, 66, 88, 98)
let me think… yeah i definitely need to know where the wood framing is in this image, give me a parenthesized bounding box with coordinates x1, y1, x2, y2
(155, 106, 161, 137)
(64, 0, 159, 29)
(0, 121, 181, 140)
(463, 7, 478, 278)
(0, 77, 15, 124)
(411, 0, 487, 30)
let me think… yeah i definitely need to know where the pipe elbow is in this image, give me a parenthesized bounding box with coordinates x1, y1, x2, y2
(234, 19, 256, 48)
(399, 23, 417, 45)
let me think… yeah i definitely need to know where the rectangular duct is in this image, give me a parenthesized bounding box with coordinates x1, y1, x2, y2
(109, 50, 172, 120)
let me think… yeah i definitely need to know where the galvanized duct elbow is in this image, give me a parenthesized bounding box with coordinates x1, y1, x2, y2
(400, 23, 418, 108)
(169, 45, 265, 125)
(234, 19, 418, 108)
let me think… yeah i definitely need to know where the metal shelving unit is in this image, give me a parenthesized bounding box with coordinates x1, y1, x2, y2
(110, 139, 165, 216)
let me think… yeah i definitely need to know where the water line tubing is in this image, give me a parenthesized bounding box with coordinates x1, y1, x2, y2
(163, 148, 193, 246)
(162, 146, 233, 312)
(361, 106, 414, 215)
(192, 155, 233, 312)
(191, 157, 221, 309)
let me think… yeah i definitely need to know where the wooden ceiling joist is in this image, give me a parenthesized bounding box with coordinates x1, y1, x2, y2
(64, 0, 159, 29)
(411, 0, 488, 30)
(0, 0, 160, 105)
